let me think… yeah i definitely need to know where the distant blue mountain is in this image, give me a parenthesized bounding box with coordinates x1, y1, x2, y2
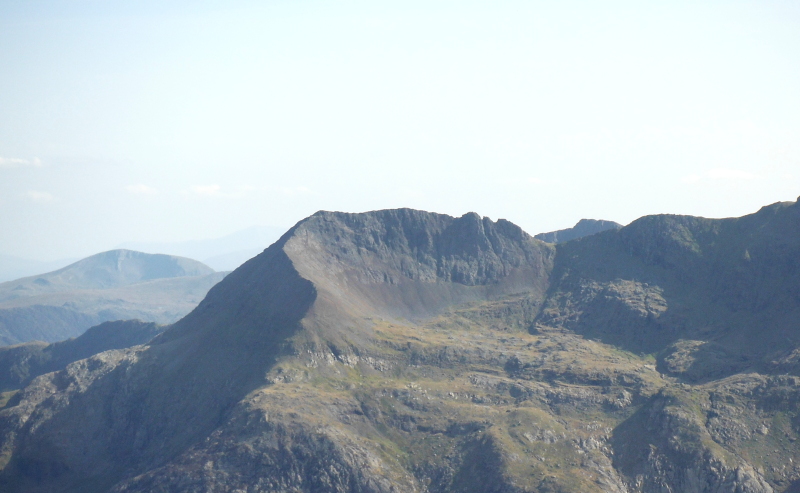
(535, 218, 622, 243)
(0, 250, 224, 345)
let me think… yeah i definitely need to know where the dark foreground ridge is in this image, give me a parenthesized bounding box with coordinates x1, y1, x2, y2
(0, 320, 164, 392)
(0, 201, 799, 492)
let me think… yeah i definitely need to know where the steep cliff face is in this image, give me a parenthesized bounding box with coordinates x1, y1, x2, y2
(1, 203, 799, 493)
(538, 199, 800, 364)
(284, 209, 554, 329)
(0, 210, 556, 492)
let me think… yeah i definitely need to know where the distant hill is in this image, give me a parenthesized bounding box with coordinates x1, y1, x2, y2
(0, 249, 213, 296)
(0, 319, 164, 392)
(3, 201, 800, 492)
(535, 218, 622, 243)
(0, 250, 225, 345)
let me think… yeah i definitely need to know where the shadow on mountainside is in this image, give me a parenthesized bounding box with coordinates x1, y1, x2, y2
(535, 199, 800, 383)
(0, 239, 317, 493)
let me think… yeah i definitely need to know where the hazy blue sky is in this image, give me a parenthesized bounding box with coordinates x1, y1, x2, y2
(1, 0, 799, 260)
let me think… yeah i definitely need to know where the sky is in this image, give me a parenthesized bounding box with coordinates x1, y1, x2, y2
(1, 0, 799, 261)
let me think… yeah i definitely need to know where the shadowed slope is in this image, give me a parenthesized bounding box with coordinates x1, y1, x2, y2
(0, 209, 553, 493)
(0, 320, 164, 392)
(0, 238, 316, 492)
(537, 198, 800, 376)
(4, 203, 799, 493)
(284, 209, 553, 328)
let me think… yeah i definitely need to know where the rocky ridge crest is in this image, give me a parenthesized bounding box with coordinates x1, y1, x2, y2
(1, 202, 800, 492)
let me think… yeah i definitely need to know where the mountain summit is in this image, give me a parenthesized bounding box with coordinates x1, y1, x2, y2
(1, 202, 800, 492)
(0, 250, 222, 344)
(534, 218, 622, 244)
(0, 249, 213, 295)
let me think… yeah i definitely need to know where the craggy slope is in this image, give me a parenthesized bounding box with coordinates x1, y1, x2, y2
(1, 203, 800, 493)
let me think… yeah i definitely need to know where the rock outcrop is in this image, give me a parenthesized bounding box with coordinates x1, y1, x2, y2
(1, 201, 799, 492)
(0, 320, 164, 391)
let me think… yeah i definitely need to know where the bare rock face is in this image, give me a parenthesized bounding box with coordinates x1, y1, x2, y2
(539, 199, 800, 359)
(1, 202, 800, 493)
(0, 210, 556, 492)
(284, 209, 554, 322)
(613, 385, 774, 493)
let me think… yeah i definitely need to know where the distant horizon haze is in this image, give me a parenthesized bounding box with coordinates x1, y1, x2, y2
(1, 1, 798, 260)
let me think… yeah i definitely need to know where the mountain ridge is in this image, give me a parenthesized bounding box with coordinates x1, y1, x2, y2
(0, 320, 164, 392)
(1, 201, 799, 492)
